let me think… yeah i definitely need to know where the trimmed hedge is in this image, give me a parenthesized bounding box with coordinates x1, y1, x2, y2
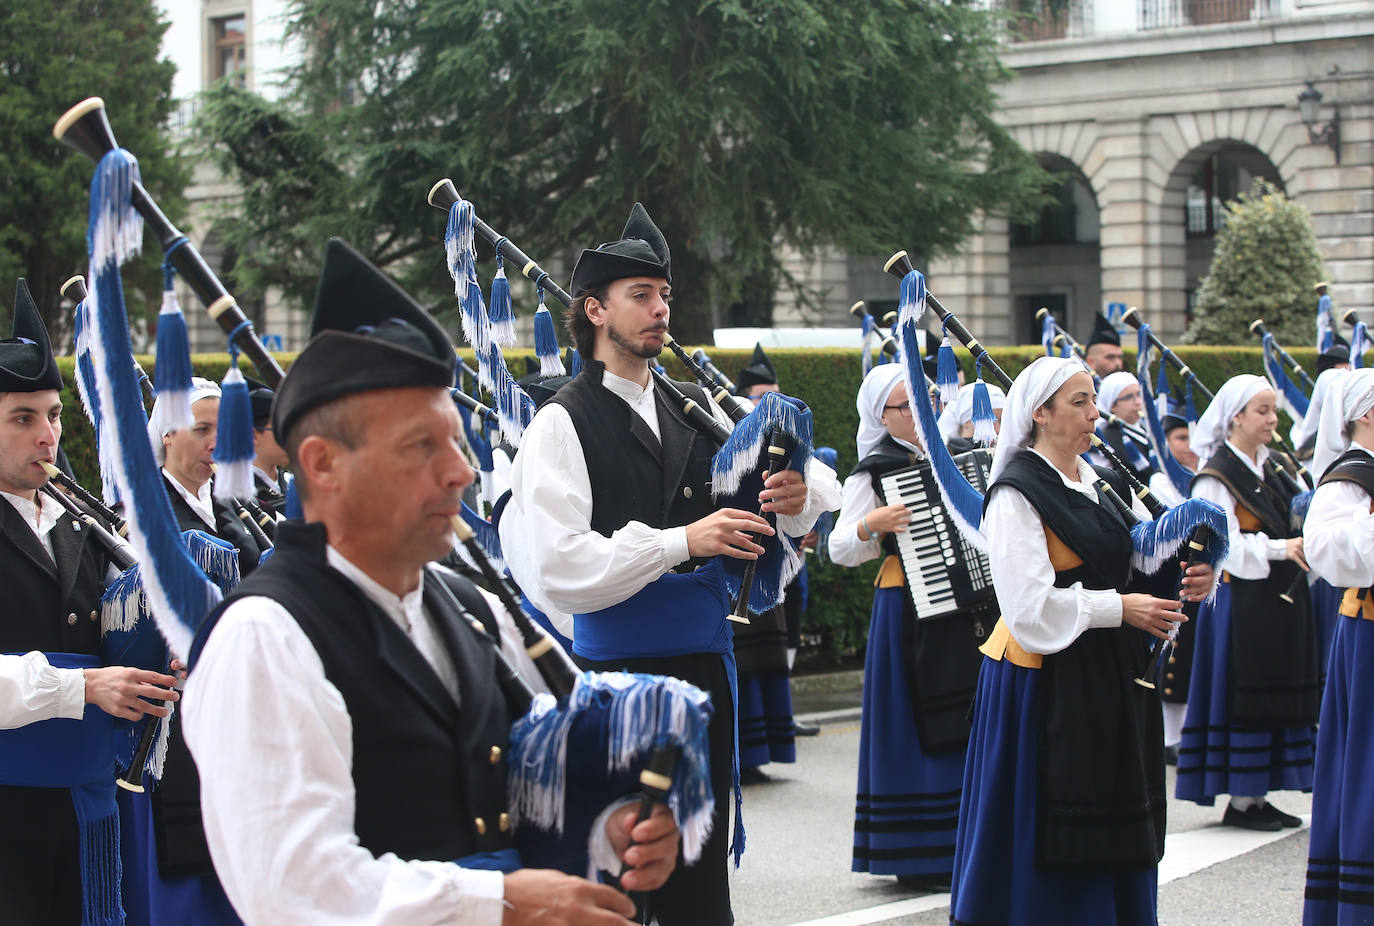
(54, 342, 1309, 665)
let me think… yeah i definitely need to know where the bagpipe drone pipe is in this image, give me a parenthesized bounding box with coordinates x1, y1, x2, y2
(427, 178, 815, 624)
(877, 252, 1227, 658)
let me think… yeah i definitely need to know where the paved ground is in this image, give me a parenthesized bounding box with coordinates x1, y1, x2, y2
(727, 680, 1312, 925)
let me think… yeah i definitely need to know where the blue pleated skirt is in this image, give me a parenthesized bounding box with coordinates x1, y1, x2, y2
(117, 786, 242, 926)
(1305, 613, 1374, 925)
(1312, 578, 1344, 689)
(950, 656, 1158, 925)
(737, 668, 796, 769)
(852, 588, 965, 877)
(1175, 582, 1315, 805)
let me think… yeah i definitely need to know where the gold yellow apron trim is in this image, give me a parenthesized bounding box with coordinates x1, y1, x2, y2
(875, 554, 905, 589)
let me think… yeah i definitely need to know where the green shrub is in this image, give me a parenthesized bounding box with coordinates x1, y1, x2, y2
(57, 342, 1306, 666)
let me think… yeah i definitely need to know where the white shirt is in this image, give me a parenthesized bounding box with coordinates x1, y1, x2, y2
(184, 550, 521, 926)
(1147, 470, 1186, 509)
(163, 468, 215, 529)
(500, 371, 842, 616)
(1191, 442, 1289, 580)
(983, 451, 1147, 655)
(1304, 442, 1374, 589)
(0, 491, 87, 729)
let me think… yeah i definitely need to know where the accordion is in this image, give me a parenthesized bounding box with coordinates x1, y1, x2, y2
(878, 449, 995, 620)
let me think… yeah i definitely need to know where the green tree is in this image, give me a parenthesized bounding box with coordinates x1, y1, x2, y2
(194, 0, 1050, 342)
(0, 0, 187, 344)
(1184, 179, 1327, 346)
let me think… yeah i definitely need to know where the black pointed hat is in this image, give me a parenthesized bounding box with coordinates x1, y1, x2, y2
(1086, 313, 1120, 348)
(272, 239, 455, 441)
(568, 203, 672, 296)
(0, 279, 63, 393)
(735, 343, 778, 394)
(1317, 343, 1351, 375)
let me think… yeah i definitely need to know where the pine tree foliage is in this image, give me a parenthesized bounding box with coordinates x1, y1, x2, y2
(1184, 179, 1327, 346)
(0, 0, 186, 341)
(193, 0, 1051, 342)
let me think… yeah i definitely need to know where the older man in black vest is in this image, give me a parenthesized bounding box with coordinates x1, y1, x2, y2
(184, 240, 678, 925)
(0, 278, 178, 925)
(499, 206, 840, 924)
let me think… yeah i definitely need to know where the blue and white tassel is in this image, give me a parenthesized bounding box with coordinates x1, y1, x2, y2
(1130, 497, 1229, 583)
(212, 347, 257, 501)
(935, 326, 960, 411)
(148, 262, 194, 445)
(487, 256, 517, 346)
(1261, 332, 1310, 424)
(533, 287, 566, 376)
(1317, 291, 1334, 352)
(970, 361, 997, 447)
(1136, 324, 1194, 499)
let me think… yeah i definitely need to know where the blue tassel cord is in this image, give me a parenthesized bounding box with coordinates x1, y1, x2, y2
(85, 147, 221, 661)
(212, 357, 257, 501)
(970, 363, 997, 448)
(861, 313, 874, 374)
(508, 671, 716, 864)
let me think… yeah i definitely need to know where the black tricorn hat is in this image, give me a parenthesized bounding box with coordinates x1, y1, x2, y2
(569, 203, 671, 296)
(0, 279, 63, 393)
(272, 239, 455, 441)
(735, 343, 777, 394)
(1086, 313, 1119, 348)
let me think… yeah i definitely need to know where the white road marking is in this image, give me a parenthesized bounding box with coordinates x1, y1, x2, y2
(780, 819, 1309, 926)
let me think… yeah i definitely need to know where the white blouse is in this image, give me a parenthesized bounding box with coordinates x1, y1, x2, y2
(1304, 442, 1374, 589)
(1191, 442, 1289, 581)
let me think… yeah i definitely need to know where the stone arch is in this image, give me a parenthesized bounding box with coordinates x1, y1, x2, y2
(1158, 138, 1285, 327)
(1006, 151, 1103, 343)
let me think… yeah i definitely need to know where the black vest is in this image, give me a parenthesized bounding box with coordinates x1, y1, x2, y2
(161, 474, 266, 578)
(253, 470, 286, 518)
(548, 362, 716, 542)
(1195, 445, 1320, 729)
(1101, 419, 1156, 484)
(192, 521, 517, 863)
(0, 496, 107, 656)
(987, 452, 1166, 873)
(1319, 447, 1374, 498)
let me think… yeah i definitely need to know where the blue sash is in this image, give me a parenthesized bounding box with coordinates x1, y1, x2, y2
(572, 560, 746, 864)
(0, 652, 123, 926)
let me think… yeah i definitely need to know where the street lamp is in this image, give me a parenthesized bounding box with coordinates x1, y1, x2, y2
(1298, 81, 1341, 164)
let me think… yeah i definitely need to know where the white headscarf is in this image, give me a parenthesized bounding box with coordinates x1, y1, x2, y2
(1291, 367, 1345, 450)
(856, 363, 914, 459)
(1096, 370, 1140, 417)
(1189, 374, 1269, 466)
(937, 382, 1007, 442)
(989, 356, 1085, 483)
(1312, 368, 1374, 479)
(150, 376, 221, 464)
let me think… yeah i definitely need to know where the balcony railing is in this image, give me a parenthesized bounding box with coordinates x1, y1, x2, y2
(1002, 0, 1095, 42)
(1139, 0, 1282, 30)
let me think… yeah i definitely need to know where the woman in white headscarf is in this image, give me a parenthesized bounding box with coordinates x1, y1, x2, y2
(951, 357, 1211, 926)
(829, 363, 981, 891)
(1094, 370, 1155, 484)
(1174, 375, 1317, 831)
(1301, 368, 1374, 925)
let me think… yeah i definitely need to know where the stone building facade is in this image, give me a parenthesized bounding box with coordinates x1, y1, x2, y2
(779, 0, 1373, 346)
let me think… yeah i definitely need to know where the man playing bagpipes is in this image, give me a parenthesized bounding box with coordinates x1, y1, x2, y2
(178, 240, 693, 923)
(498, 204, 841, 924)
(0, 278, 179, 926)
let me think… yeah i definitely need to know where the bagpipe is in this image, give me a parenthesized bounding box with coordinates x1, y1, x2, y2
(851, 300, 898, 371)
(878, 252, 1226, 678)
(1121, 307, 1315, 493)
(425, 179, 813, 625)
(1036, 306, 1098, 382)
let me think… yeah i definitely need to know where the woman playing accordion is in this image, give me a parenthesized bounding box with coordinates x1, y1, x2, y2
(830, 364, 986, 892)
(1302, 368, 1374, 925)
(951, 357, 1212, 926)
(1175, 375, 1317, 830)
